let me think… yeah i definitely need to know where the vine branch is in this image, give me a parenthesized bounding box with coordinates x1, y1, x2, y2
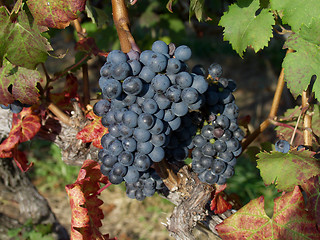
(111, 0, 140, 52)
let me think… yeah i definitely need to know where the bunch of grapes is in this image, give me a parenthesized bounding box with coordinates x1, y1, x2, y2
(191, 63, 244, 185)
(94, 40, 243, 200)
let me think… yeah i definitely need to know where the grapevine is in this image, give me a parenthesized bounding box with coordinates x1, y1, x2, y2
(0, 0, 319, 240)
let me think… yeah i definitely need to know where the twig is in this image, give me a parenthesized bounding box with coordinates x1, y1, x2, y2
(82, 63, 90, 107)
(53, 53, 90, 81)
(47, 103, 72, 126)
(72, 19, 86, 40)
(290, 109, 303, 145)
(241, 49, 294, 151)
(302, 91, 313, 147)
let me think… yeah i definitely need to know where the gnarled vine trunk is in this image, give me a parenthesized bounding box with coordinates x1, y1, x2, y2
(0, 109, 69, 240)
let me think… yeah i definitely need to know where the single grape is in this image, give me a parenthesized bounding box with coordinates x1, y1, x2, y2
(101, 78, 122, 99)
(124, 166, 140, 184)
(138, 113, 155, 130)
(172, 101, 188, 117)
(118, 151, 134, 166)
(208, 63, 223, 79)
(137, 141, 154, 154)
(148, 147, 165, 162)
(127, 59, 142, 76)
(166, 58, 181, 74)
(93, 99, 110, 117)
(181, 87, 199, 104)
(133, 128, 151, 142)
(174, 45, 192, 61)
(122, 137, 137, 152)
(175, 72, 193, 89)
(191, 75, 208, 94)
(275, 140, 290, 153)
(152, 40, 169, 54)
(111, 62, 131, 80)
(107, 50, 127, 64)
(122, 76, 143, 95)
(166, 85, 181, 103)
(151, 74, 170, 92)
(133, 154, 151, 172)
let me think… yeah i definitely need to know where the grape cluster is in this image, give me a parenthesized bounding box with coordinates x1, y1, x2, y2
(94, 40, 243, 200)
(0, 100, 30, 113)
(191, 63, 244, 185)
(95, 41, 209, 200)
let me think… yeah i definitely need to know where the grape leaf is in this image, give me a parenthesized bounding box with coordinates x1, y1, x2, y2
(210, 184, 232, 214)
(85, 2, 109, 28)
(50, 73, 79, 111)
(75, 37, 102, 56)
(219, 0, 274, 58)
(65, 159, 115, 240)
(0, 60, 40, 105)
(300, 175, 320, 228)
(0, 7, 12, 61)
(27, 0, 86, 29)
(275, 105, 320, 146)
(270, 0, 320, 32)
(216, 186, 319, 239)
(76, 111, 108, 149)
(283, 30, 320, 100)
(189, 0, 205, 22)
(13, 146, 34, 172)
(256, 149, 320, 192)
(4, 10, 52, 69)
(0, 108, 40, 171)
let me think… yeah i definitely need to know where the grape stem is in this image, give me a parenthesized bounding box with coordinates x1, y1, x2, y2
(111, 0, 140, 53)
(241, 49, 294, 151)
(154, 159, 180, 191)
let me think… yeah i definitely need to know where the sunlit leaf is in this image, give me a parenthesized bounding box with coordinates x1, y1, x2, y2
(216, 186, 319, 239)
(65, 159, 115, 240)
(27, 0, 87, 29)
(257, 149, 320, 191)
(76, 111, 108, 149)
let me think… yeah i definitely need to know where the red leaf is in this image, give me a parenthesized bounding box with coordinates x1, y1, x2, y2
(77, 111, 108, 149)
(13, 146, 33, 172)
(27, 0, 86, 29)
(216, 186, 319, 239)
(75, 37, 103, 56)
(210, 184, 232, 214)
(0, 107, 40, 158)
(301, 175, 320, 228)
(50, 74, 79, 111)
(65, 159, 115, 240)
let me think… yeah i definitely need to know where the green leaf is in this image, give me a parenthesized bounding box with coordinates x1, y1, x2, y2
(189, 0, 205, 22)
(270, 0, 320, 32)
(257, 149, 320, 192)
(283, 32, 320, 100)
(4, 10, 52, 69)
(27, 0, 86, 29)
(216, 186, 320, 239)
(0, 60, 40, 105)
(85, 2, 109, 28)
(219, 0, 274, 58)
